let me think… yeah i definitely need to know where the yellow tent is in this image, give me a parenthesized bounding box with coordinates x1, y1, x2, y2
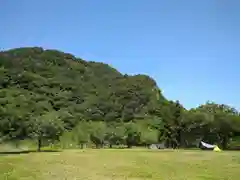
(213, 145, 222, 152)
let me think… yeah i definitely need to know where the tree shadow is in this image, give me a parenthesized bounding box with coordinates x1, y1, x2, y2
(0, 149, 61, 155)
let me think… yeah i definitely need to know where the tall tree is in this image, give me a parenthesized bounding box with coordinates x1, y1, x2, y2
(89, 122, 107, 148)
(72, 122, 90, 149)
(29, 111, 64, 151)
(124, 122, 141, 148)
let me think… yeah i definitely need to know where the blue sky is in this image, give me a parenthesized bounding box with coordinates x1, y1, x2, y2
(1, 0, 240, 109)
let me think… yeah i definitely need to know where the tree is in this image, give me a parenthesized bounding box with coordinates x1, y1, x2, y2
(124, 122, 141, 148)
(105, 123, 125, 148)
(0, 89, 33, 146)
(29, 111, 64, 151)
(212, 113, 237, 149)
(196, 102, 240, 149)
(157, 100, 185, 148)
(89, 122, 107, 148)
(141, 128, 158, 146)
(171, 100, 184, 148)
(184, 110, 213, 147)
(72, 121, 90, 149)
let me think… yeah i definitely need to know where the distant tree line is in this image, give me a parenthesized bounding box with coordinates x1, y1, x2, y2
(0, 47, 240, 151)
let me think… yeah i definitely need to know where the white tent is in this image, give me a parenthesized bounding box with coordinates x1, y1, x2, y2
(200, 141, 215, 149)
(200, 141, 222, 152)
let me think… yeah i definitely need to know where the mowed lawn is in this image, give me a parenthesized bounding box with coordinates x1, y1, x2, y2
(0, 149, 240, 180)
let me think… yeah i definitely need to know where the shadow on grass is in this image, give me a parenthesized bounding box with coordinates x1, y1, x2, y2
(0, 149, 61, 155)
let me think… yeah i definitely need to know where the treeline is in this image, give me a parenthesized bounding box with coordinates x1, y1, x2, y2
(59, 101, 240, 150)
(0, 47, 240, 151)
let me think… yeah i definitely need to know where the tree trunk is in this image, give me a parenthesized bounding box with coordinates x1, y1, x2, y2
(221, 134, 229, 150)
(176, 129, 182, 148)
(109, 144, 112, 148)
(80, 143, 84, 149)
(37, 138, 42, 152)
(15, 140, 20, 149)
(127, 143, 132, 148)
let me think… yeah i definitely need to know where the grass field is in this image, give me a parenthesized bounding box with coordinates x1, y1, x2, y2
(0, 149, 240, 180)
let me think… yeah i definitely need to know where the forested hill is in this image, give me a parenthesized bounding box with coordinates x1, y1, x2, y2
(0, 47, 166, 124)
(1, 47, 240, 151)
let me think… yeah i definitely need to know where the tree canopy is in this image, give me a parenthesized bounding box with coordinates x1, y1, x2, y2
(0, 47, 240, 150)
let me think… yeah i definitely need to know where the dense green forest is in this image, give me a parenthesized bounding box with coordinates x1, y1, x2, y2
(0, 47, 240, 151)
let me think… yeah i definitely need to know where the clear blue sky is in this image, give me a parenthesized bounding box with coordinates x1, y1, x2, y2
(1, 0, 240, 109)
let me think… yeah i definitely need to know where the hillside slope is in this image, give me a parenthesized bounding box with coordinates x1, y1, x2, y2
(0, 47, 166, 126)
(1, 47, 240, 150)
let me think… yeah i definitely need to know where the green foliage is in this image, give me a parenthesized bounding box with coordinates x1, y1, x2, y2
(124, 122, 141, 148)
(105, 123, 126, 147)
(89, 121, 107, 148)
(29, 111, 64, 151)
(140, 127, 159, 145)
(0, 47, 240, 150)
(73, 122, 90, 148)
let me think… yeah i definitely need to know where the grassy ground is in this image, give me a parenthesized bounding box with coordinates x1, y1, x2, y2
(0, 149, 240, 180)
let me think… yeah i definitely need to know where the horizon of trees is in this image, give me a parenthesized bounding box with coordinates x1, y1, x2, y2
(0, 47, 240, 151)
